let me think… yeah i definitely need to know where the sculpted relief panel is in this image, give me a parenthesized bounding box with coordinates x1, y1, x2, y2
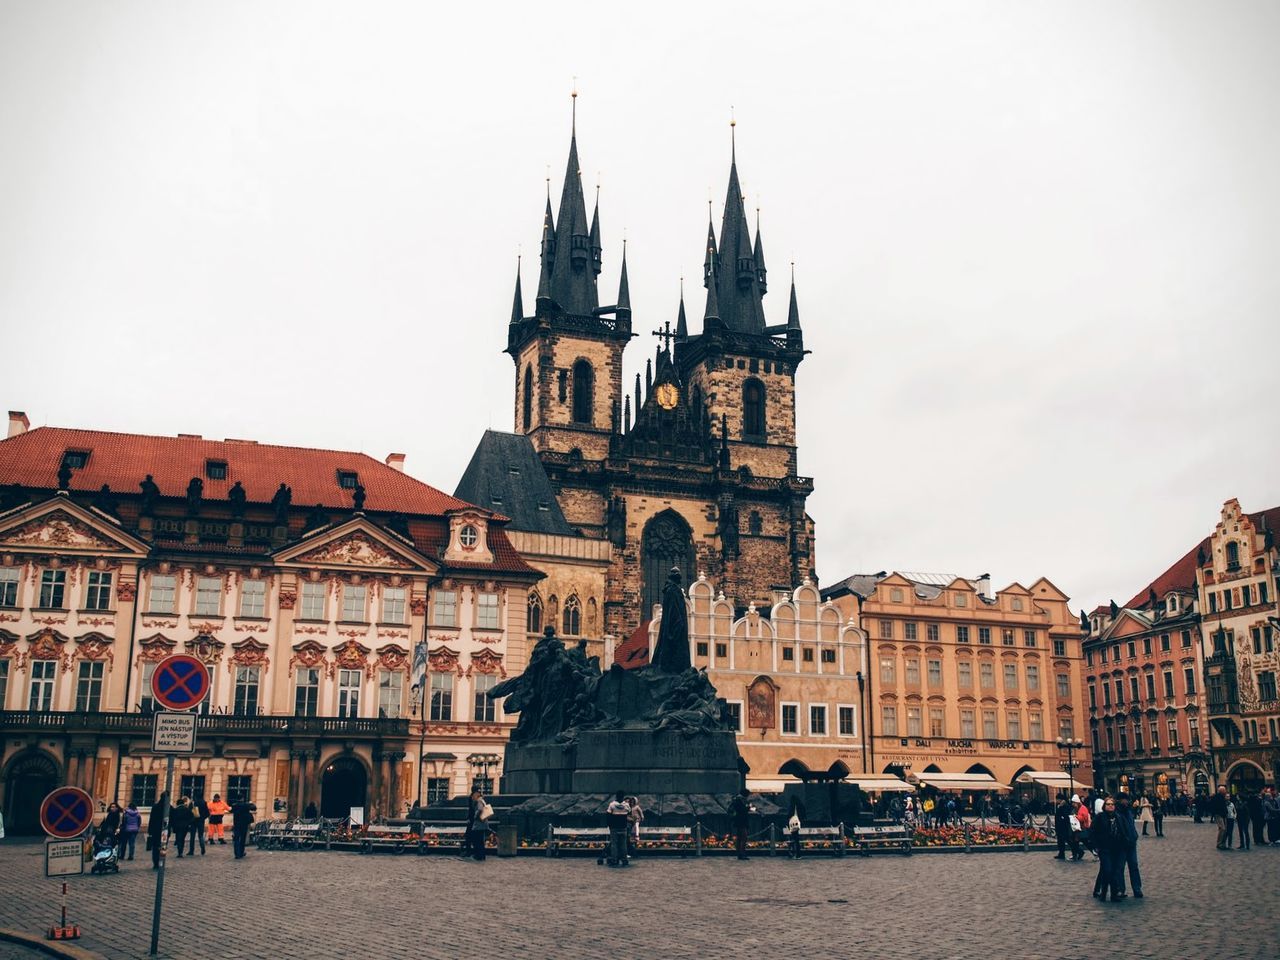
(293, 532, 414, 569)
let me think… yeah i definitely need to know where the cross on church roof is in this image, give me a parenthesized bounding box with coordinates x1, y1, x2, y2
(651, 320, 676, 354)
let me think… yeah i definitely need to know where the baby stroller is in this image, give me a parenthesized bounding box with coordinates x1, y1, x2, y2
(90, 831, 119, 874)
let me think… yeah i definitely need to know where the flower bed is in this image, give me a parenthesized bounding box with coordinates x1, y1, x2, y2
(911, 825, 1047, 847)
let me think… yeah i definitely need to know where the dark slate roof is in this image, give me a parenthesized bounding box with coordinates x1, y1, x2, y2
(453, 431, 574, 536)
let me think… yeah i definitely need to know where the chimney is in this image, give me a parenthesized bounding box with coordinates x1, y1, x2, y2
(7, 411, 29, 438)
(385, 453, 406, 472)
(976, 572, 992, 599)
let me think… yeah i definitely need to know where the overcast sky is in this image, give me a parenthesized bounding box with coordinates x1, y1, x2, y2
(2, 1, 1277, 614)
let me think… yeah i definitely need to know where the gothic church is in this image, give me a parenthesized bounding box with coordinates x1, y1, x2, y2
(457, 109, 815, 643)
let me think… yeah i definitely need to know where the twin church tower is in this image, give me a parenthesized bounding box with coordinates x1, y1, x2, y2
(462, 103, 816, 642)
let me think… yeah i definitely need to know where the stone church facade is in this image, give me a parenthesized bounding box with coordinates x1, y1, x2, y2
(492, 115, 816, 641)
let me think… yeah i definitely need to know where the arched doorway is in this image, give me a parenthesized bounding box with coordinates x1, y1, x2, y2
(320, 756, 367, 819)
(641, 510, 695, 617)
(1226, 761, 1265, 795)
(4, 751, 60, 835)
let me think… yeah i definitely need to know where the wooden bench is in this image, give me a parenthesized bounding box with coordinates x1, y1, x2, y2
(546, 826, 611, 857)
(851, 824, 912, 855)
(360, 823, 416, 854)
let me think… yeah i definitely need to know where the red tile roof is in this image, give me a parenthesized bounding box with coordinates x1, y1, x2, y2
(1124, 537, 1208, 609)
(0, 426, 469, 516)
(613, 620, 652, 669)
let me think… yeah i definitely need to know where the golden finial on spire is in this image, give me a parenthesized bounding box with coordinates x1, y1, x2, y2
(730, 105, 736, 159)
(571, 77, 578, 133)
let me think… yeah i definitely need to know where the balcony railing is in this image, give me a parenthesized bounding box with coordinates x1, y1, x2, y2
(0, 710, 409, 738)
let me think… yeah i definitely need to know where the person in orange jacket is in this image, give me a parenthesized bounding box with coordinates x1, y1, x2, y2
(206, 794, 231, 844)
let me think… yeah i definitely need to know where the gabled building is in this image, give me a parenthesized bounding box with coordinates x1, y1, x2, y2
(1081, 538, 1207, 799)
(0, 413, 541, 833)
(822, 571, 1088, 794)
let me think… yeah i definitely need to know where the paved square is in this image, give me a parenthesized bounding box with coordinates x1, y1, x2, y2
(1, 819, 1277, 960)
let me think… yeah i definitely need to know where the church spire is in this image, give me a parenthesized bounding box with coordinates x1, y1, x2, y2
(703, 204, 718, 289)
(753, 208, 767, 295)
(704, 259, 721, 326)
(711, 119, 766, 334)
(510, 257, 523, 324)
(675, 279, 688, 340)
(536, 185, 555, 306)
(616, 241, 631, 322)
(589, 185, 603, 277)
(546, 93, 599, 315)
(787, 264, 801, 331)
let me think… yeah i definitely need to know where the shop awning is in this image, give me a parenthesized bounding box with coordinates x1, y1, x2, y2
(1016, 770, 1093, 790)
(746, 776, 803, 793)
(844, 777, 915, 793)
(909, 773, 1011, 792)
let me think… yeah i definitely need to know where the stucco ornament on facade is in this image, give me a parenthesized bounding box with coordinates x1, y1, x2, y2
(295, 532, 414, 569)
(427, 645, 464, 677)
(229, 638, 270, 674)
(331, 639, 373, 679)
(75, 633, 114, 665)
(467, 648, 506, 678)
(0, 511, 120, 551)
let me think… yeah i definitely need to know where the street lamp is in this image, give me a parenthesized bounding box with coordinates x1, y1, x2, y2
(855, 670, 867, 774)
(1057, 737, 1085, 799)
(410, 683, 427, 811)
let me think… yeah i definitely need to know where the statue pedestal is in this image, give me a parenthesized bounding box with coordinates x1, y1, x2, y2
(573, 728, 742, 794)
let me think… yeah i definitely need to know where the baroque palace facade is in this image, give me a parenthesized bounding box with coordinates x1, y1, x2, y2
(0, 413, 540, 833)
(822, 571, 1090, 794)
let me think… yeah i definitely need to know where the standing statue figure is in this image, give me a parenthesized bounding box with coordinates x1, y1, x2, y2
(650, 566, 691, 674)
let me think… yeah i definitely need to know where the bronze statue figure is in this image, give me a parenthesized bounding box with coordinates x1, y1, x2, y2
(650, 566, 691, 674)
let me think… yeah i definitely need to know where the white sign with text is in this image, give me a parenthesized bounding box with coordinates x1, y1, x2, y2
(151, 711, 197, 754)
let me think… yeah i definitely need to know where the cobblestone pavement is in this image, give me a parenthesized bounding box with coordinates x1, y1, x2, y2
(1, 819, 1277, 960)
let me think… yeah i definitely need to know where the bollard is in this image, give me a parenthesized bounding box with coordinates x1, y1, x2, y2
(694, 822, 703, 857)
(47, 881, 80, 941)
(546, 824, 555, 858)
(769, 823, 777, 856)
(1022, 820, 1030, 852)
(836, 822, 845, 857)
(963, 823, 971, 853)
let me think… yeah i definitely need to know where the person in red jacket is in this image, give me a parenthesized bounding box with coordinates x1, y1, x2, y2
(206, 794, 230, 844)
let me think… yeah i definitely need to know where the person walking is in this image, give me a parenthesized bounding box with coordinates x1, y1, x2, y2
(1209, 786, 1230, 849)
(1075, 794, 1094, 860)
(1115, 794, 1144, 898)
(464, 787, 489, 862)
(1234, 794, 1250, 850)
(1152, 794, 1165, 838)
(728, 788, 754, 860)
(100, 801, 122, 851)
(1092, 796, 1126, 902)
(1137, 794, 1154, 837)
(788, 801, 803, 860)
(626, 796, 644, 859)
(147, 793, 169, 870)
(170, 797, 194, 858)
(230, 797, 256, 859)
(1054, 793, 1081, 861)
(1247, 791, 1265, 847)
(1263, 787, 1280, 845)
(119, 802, 141, 861)
(189, 794, 209, 856)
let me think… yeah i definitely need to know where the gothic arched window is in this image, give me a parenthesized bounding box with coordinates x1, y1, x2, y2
(742, 378, 765, 439)
(572, 360, 594, 425)
(526, 592, 542, 634)
(641, 510, 696, 617)
(522, 366, 533, 432)
(562, 595, 582, 636)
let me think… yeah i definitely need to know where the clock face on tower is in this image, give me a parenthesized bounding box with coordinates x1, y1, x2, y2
(655, 382, 679, 410)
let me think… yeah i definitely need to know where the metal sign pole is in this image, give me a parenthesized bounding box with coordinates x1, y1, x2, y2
(149, 752, 175, 956)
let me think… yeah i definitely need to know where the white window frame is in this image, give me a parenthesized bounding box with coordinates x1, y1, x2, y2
(837, 703, 857, 738)
(378, 670, 403, 718)
(1006, 710, 1022, 741)
(0, 566, 20, 607)
(959, 708, 976, 739)
(39, 570, 66, 609)
(139, 661, 157, 712)
(434, 590, 457, 627)
(29, 660, 57, 710)
(75, 660, 104, 711)
(982, 709, 999, 740)
(725, 699, 744, 733)
(477, 592, 500, 630)
(194, 576, 222, 616)
(84, 571, 113, 610)
(430, 671, 454, 722)
(233, 665, 261, 716)
(905, 704, 922, 737)
(780, 701, 800, 736)
(473, 672, 497, 722)
(341, 583, 367, 622)
(300, 581, 326, 621)
(809, 703, 828, 737)
(881, 704, 898, 737)
(148, 574, 176, 614)
(239, 579, 267, 618)
(381, 586, 407, 625)
(337, 668, 361, 717)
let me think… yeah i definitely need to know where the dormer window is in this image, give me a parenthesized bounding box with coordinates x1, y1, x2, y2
(62, 450, 89, 469)
(459, 525, 479, 548)
(205, 460, 227, 480)
(337, 471, 358, 490)
(1167, 596, 1178, 614)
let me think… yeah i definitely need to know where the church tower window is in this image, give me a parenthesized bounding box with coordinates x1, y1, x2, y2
(562, 595, 582, 636)
(527, 592, 542, 634)
(743, 378, 765, 439)
(572, 360, 594, 424)
(522, 366, 533, 431)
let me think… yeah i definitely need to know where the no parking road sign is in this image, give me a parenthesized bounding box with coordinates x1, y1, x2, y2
(40, 786, 94, 839)
(151, 655, 210, 711)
